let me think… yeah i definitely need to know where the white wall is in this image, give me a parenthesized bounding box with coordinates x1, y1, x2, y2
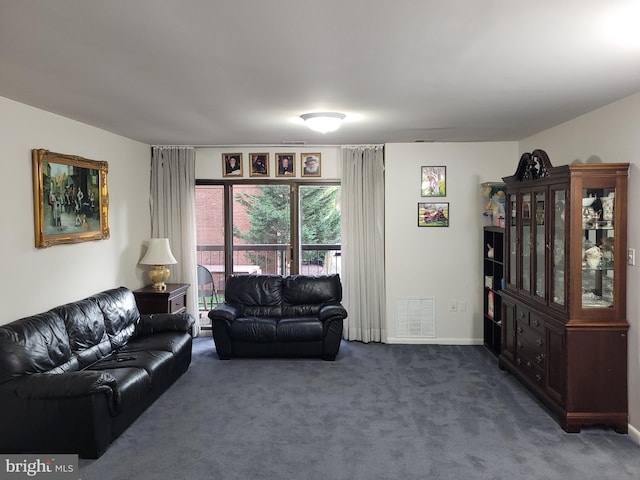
(0, 96, 151, 325)
(519, 91, 640, 443)
(384, 142, 517, 343)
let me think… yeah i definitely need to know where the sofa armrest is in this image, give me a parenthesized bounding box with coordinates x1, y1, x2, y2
(319, 304, 348, 322)
(208, 303, 239, 323)
(137, 313, 195, 336)
(8, 371, 119, 416)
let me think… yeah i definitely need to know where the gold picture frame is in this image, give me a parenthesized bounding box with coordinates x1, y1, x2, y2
(222, 153, 243, 177)
(249, 153, 269, 177)
(33, 149, 110, 248)
(301, 153, 321, 177)
(275, 153, 296, 177)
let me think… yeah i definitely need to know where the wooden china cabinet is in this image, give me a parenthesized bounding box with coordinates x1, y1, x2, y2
(498, 149, 629, 433)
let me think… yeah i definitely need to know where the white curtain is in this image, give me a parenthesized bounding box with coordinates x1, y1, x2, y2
(150, 146, 200, 336)
(340, 145, 386, 342)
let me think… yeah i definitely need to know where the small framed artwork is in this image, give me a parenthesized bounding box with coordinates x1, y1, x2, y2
(418, 202, 449, 227)
(301, 153, 321, 177)
(249, 153, 269, 177)
(276, 153, 296, 177)
(222, 153, 243, 177)
(32, 149, 110, 248)
(421, 166, 446, 197)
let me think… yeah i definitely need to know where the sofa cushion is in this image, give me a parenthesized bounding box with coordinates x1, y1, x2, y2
(88, 350, 173, 390)
(121, 331, 192, 356)
(0, 311, 72, 383)
(55, 298, 112, 369)
(276, 317, 323, 342)
(225, 275, 283, 317)
(282, 274, 342, 317)
(229, 317, 277, 342)
(92, 287, 139, 350)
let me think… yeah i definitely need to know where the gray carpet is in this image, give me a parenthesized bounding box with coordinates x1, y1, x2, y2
(79, 336, 640, 480)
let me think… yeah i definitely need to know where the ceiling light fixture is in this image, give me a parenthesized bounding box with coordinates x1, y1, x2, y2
(300, 112, 345, 134)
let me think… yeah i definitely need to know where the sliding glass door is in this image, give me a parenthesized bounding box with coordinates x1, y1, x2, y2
(195, 181, 341, 301)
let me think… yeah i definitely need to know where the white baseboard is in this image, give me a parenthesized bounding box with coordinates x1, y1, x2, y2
(385, 337, 484, 345)
(628, 423, 640, 446)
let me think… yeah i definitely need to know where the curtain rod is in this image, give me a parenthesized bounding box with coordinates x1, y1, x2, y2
(151, 144, 384, 148)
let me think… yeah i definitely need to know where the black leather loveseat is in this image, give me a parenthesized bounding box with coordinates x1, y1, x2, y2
(209, 274, 347, 360)
(0, 287, 194, 458)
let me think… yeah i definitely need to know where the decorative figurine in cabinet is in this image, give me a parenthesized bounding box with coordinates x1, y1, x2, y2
(498, 149, 629, 434)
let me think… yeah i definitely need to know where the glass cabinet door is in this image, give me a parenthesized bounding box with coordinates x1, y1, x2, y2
(551, 188, 566, 307)
(521, 192, 532, 293)
(508, 193, 517, 287)
(534, 191, 546, 300)
(581, 188, 615, 308)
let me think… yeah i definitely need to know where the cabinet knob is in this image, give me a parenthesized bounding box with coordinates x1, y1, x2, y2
(535, 374, 542, 382)
(536, 353, 545, 363)
(517, 325, 523, 333)
(536, 338, 543, 347)
(516, 341, 523, 349)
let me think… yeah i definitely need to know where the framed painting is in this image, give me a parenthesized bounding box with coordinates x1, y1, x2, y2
(249, 153, 269, 177)
(421, 166, 446, 197)
(32, 149, 110, 248)
(301, 153, 321, 177)
(418, 202, 449, 227)
(275, 153, 296, 177)
(222, 153, 243, 177)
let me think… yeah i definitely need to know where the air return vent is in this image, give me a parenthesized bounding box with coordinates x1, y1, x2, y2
(395, 298, 435, 338)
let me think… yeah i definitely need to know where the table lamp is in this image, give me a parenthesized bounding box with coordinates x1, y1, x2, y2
(139, 238, 177, 290)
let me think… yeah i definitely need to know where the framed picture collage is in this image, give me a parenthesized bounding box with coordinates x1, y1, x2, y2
(222, 152, 322, 178)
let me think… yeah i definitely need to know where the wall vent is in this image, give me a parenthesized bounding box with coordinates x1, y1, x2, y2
(395, 298, 435, 338)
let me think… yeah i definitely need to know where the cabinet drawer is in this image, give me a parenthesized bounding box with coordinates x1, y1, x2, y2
(515, 305, 529, 325)
(529, 313, 544, 333)
(515, 338, 546, 369)
(170, 295, 186, 313)
(515, 353, 546, 386)
(517, 321, 545, 351)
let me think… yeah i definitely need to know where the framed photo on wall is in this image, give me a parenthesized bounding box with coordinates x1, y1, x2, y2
(421, 166, 446, 197)
(222, 153, 243, 177)
(276, 153, 296, 177)
(32, 149, 110, 248)
(301, 153, 321, 177)
(249, 153, 269, 177)
(418, 202, 449, 227)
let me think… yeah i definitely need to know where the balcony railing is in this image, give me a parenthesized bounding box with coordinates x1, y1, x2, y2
(196, 243, 341, 293)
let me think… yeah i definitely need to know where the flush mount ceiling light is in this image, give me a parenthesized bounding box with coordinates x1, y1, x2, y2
(300, 112, 346, 134)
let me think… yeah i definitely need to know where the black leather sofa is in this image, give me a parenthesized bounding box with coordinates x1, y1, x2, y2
(209, 274, 347, 360)
(0, 287, 194, 458)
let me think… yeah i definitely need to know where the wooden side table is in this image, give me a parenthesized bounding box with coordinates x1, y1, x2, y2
(133, 283, 190, 314)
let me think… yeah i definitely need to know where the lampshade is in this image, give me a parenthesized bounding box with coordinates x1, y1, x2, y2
(140, 238, 177, 265)
(139, 238, 177, 291)
(300, 112, 345, 134)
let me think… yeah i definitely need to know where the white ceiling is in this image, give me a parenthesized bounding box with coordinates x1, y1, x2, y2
(2, 1, 640, 146)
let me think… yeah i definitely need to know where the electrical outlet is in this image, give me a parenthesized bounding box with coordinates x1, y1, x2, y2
(628, 248, 636, 266)
(449, 300, 457, 312)
(458, 301, 467, 312)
